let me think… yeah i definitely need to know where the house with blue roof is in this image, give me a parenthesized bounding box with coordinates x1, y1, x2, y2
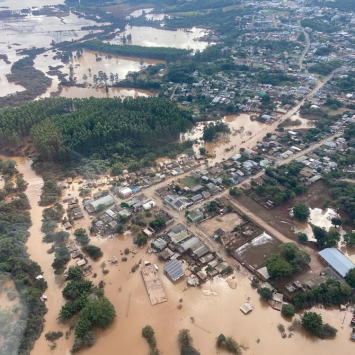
(318, 248, 355, 278)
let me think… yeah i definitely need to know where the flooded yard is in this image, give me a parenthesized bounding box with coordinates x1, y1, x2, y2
(294, 207, 340, 243)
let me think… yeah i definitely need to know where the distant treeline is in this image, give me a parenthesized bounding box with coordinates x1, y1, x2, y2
(80, 40, 193, 61)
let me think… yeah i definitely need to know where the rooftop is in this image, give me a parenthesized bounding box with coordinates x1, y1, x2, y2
(164, 259, 185, 281)
(318, 248, 355, 278)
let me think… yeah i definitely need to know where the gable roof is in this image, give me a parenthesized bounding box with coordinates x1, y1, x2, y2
(318, 248, 355, 277)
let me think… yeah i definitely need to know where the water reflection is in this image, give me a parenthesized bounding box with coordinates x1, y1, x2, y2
(60, 86, 154, 99)
(108, 26, 211, 51)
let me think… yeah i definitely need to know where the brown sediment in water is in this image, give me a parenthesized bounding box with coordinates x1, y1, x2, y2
(0, 158, 353, 355)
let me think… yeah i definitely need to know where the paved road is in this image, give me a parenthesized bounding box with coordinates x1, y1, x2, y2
(298, 27, 310, 70)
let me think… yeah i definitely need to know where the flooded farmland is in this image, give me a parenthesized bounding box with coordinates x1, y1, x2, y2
(0, 155, 353, 355)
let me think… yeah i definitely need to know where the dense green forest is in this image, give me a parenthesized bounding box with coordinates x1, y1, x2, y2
(81, 40, 192, 61)
(0, 159, 47, 355)
(0, 97, 192, 168)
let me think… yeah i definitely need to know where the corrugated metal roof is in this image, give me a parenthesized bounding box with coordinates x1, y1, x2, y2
(90, 195, 115, 209)
(164, 259, 184, 281)
(177, 236, 200, 253)
(318, 248, 355, 277)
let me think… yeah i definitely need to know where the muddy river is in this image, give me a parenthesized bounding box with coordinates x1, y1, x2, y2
(1, 155, 353, 355)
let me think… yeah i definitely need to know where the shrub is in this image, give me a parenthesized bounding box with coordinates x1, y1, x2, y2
(281, 304, 295, 318)
(297, 232, 308, 244)
(293, 203, 310, 221)
(83, 245, 103, 260)
(216, 334, 226, 346)
(277, 324, 285, 333)
(257, 287, 273, 300)
(45, 331, 63, 342)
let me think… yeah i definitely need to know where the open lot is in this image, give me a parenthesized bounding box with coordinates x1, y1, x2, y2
(232, 232, 281, 269)
(236, 180, 331, 245)
(180, 176, 199, 187)
(141, 265, 168, 306)
(199, 212, 243, 236)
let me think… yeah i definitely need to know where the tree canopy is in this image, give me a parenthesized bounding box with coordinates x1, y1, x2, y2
(266, 255, 294, 278)
(293, 203, 310, 221)
(0, 97, 192, 165)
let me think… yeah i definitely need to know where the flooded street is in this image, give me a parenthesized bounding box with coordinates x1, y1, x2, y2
(0, 156, 352, 355)
(108, 26, 212, 51)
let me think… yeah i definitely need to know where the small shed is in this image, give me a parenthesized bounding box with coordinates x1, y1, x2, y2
(240, 303, 253, 314)
(76, 259, 87, 267)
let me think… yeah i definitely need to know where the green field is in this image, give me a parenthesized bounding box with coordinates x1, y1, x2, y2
(181, 176, 199, 187)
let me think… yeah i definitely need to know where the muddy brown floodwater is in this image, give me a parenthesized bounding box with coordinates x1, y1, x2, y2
(33, 49, 164, 99)
(1, 155, 353, 355)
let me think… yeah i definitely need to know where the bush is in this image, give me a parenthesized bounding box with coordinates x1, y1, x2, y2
(281, 304, 295, 318)
(301, 311, 323, 336)
(131, 264, 139, 273)
(277, 324, 285, 333)
(345, 268, 355, 287)
(225, 337, 240, 354)
(320, 323, 338, 339)
(288, 318, 302, 332)
(130, 224, 141, 233)
(293, 203, 310, 221)
(178, 329, 193, 347)
(251, 278, 259, 288)
(297, 232, 308, 243)
(45, 331, 63, 342)
(74, 228, 90, 246)
(257, 287, 273, 300)
(83, 245, 103, 260)
(124, 248, 130, 255)
(67, 266, 83, 281)
(216, 334, 226, 346)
